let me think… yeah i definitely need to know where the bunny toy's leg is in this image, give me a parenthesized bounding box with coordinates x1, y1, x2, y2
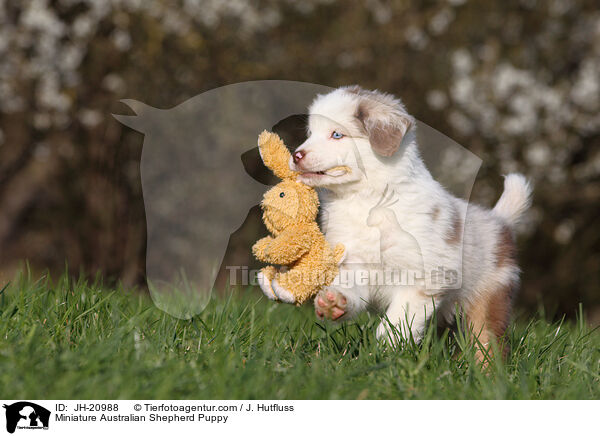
(271, 272, 296, 304)
(257, 266, 278, 300)
(272, 266, 322, 304)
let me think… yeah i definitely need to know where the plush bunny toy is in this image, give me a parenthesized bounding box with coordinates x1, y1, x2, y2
(252, 131, 345, 304)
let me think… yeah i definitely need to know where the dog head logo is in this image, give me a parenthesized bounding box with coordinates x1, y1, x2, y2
(113, 81, 332, 318)
(113, 81, 480, 316)
(3, 402, 50, 434)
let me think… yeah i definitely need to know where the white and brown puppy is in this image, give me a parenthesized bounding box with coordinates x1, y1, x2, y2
(284, 86, 532, 359)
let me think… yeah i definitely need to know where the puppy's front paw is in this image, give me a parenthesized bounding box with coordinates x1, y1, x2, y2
(314, 289, 347, 321)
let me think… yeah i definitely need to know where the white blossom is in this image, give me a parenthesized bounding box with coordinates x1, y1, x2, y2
(426, 90, 448, 110)
(429, 8, 455, 35)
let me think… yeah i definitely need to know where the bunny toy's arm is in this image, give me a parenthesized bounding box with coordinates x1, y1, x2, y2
(253, 226, 313, 265)
(252, 236, 274, 263)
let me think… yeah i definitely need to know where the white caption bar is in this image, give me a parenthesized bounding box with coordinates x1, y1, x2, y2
(0, 400, 596, 435)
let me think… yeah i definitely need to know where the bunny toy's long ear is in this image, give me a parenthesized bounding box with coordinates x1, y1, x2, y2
(257, 130, 299, 180)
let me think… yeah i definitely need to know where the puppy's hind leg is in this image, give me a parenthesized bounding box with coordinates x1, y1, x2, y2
(376, 287, 438, 346)
(465, 282, 515, 363)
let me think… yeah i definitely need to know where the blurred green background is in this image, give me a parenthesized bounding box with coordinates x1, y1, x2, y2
(0, 0, 598, 323)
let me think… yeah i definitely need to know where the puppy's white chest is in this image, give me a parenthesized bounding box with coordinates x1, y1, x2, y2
(320, 199, 381, 264)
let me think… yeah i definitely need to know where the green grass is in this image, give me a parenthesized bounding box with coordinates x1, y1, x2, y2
(1, 271, 599, 399)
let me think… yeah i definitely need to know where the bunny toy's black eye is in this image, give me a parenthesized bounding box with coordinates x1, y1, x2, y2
(279, 192, 285, 198)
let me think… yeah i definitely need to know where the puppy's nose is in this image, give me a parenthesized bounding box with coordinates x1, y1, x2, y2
(293, 150, 306, 164)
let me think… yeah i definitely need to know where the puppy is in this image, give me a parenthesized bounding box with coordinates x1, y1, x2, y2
(287, 86, 532, 360)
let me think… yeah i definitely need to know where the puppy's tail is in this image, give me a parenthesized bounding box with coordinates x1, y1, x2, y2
(492, 173, 533, 228)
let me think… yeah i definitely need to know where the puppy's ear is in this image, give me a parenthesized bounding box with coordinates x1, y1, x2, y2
(257, 130, 299, 180)
(354, 91, 415, 157)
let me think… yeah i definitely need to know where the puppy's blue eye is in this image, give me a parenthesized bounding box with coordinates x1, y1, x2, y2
(280, 192, 285, 198)
(331, 131, 344, 139)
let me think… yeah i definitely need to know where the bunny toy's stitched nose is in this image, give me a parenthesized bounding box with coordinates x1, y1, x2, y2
(293, 150, 306, 164)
